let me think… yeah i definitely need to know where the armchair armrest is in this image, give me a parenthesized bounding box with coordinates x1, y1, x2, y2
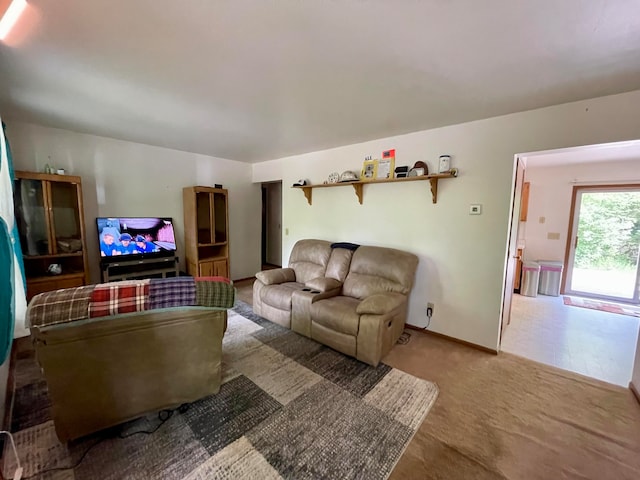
(255, 268, 295, 285)
(356, 293, 406, 315)
(305, 277, 342, 293)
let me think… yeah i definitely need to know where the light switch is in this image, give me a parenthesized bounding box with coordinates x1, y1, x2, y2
(469, 204, 482, 215)
(539, 216, 545, 224)
(285, 228, 289, 236)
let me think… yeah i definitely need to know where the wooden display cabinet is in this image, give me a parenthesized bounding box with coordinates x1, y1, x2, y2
(183, 186, 229, 278)
(14, 171, 89, 300)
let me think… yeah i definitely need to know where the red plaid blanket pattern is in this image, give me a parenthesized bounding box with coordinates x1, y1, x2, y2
(89, 280, 150, 318)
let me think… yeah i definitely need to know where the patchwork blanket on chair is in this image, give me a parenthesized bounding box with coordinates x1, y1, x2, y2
(26, 276, 234, 328)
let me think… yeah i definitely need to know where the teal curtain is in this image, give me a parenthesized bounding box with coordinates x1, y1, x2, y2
(0, 219, 14, 364)
(0, 120, 24, 363)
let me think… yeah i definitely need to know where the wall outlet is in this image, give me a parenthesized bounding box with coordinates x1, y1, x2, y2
(469, 204, 482, 215)
(426, 302, 434, 318)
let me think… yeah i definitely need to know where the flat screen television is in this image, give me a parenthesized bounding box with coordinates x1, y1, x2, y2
(96, 217, 177, 262)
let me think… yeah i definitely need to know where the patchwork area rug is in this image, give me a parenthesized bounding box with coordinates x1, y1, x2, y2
(6, 300, 438, 479)
(563, 295, 640, 317)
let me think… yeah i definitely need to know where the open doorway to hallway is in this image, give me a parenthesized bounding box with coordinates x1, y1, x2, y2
(501, 140, 640, 387)
(261, 181, 282, 269)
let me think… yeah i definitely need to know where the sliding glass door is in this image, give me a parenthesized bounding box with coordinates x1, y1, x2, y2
(565, 186, 640, 304)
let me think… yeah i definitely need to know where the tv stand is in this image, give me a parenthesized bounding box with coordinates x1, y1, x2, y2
(101, 256, 179, 283)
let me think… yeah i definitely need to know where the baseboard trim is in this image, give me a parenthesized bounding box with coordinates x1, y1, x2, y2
(404, 324, 498, 355)
(630, 381, 640, 406)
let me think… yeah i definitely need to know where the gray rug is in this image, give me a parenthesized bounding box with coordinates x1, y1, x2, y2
(7, 301, 438, 480)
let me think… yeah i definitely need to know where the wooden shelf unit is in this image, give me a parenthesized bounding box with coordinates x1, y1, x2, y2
(293, 172, 457, 205)
(14, 171, 90, 300)
(183, 186, 230, 278)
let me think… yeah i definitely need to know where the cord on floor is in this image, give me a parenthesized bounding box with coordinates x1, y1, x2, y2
(20, 404, 191, 479)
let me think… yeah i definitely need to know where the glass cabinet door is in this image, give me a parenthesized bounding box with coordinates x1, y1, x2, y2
(13, 179, 50, 256)
(196, 191, 212, 244)
(49, 181, 82, 254)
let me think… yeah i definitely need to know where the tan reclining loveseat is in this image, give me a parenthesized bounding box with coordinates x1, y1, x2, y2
(26, 276, 235, 442)
(253, 240, 418, 366)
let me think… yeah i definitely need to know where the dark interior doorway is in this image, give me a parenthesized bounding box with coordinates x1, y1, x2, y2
(261, 181, 282, 268)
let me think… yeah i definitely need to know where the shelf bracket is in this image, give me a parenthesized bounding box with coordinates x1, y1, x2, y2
(429, 178, 439, 204)
(352, 183, 363, 204)
(301, 187, 312, 205)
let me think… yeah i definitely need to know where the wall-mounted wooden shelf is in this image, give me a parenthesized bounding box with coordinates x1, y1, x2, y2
(293, 172, 458, 205)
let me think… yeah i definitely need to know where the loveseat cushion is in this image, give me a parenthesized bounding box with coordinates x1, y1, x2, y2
(289, 239, 332, 283)
(260, 281, 304, 310)
(310, 296, 360, 336)
(325, 247, 354, 281)
(343, 246, 419, 299)
(255, 268, 295, 285)
(356, 292, 406, 315)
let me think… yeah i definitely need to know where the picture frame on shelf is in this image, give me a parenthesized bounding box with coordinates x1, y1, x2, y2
(377, 149, 396, 179)
(361, 159, 378, 181)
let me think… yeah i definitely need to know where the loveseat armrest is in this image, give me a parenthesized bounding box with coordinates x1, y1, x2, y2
(305, 277, 342, 293)
(356, 293, 406, 315)
(255, 268, 295, 285)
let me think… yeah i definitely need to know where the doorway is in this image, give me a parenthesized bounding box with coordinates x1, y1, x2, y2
(261, 181, 282, 268)
(564, 186, 640, 304)
(500, 141, 640, 387)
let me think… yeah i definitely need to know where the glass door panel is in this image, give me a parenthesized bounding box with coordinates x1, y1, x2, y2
(196, 192, 212, 244)
(566, 188, 640, 303)
(13, 179, 50, 255)
(213, 192, 227, 243)
(49, 181, 82, 253)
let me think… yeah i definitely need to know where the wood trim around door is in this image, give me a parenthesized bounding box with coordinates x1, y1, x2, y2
(561, 183, 640, 295)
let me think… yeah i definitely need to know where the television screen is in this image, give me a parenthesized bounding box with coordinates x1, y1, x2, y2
(96, 217, 177, 261)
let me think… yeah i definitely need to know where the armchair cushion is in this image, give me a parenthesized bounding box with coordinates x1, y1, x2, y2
(356, 293, 406, 315)
(305, 277, 342, 293)
(256, 268, 295, 285)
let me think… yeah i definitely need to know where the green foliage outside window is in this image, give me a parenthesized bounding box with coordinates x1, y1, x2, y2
(575, 191, 640, 271)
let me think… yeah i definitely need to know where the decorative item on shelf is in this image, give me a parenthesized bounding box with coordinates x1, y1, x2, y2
(56, 168, 65, 175)
(438, 154, 451, 173)
(327, 172, 340, 184)
(394, 166, 409, 178)
(47, 263, 62, 275)
(377, 149, 395, 179)
(339, 171, 359, 182)
(361, 158, 378, 181)
(293, 179, 308, 187)
(214, 184, 223, 188)
(408, 161, 429, 177)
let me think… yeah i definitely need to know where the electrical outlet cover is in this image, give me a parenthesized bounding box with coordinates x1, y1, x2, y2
(469, 204, 482, 215)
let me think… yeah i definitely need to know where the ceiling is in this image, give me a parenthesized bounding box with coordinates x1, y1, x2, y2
(523, 140, 640, 167)
(1, 1, 640, 163)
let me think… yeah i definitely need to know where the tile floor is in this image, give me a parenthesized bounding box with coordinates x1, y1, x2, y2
(501, 293, 640, 386)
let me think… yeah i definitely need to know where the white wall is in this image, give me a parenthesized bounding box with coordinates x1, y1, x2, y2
(7, 122, 261, 285)
(253, 90, 640, 351)
(522, 159, 640, 263)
